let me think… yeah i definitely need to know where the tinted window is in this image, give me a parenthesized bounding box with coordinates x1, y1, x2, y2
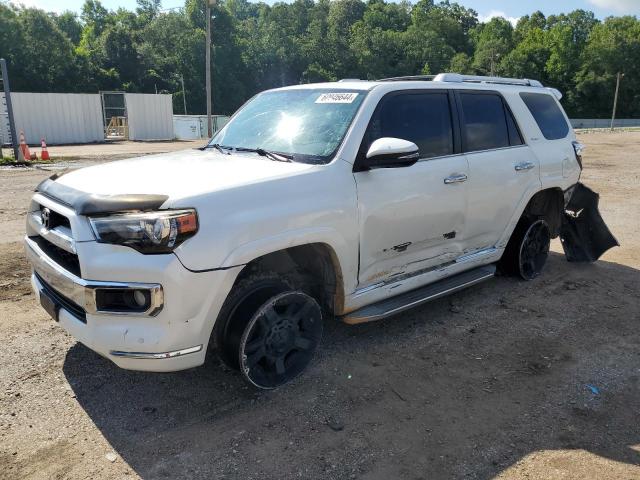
(366, 92, 453, 159)
(520, 92, 569, 140)
(505, 106, 524, 146)
(460, 93, 510, 152)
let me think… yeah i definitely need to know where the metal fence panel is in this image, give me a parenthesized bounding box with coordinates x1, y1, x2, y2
(571, 118, 640, 129)
(0, 93, 9, 145)
(125, 93, 173, 141)
(1, 92, 103, 145)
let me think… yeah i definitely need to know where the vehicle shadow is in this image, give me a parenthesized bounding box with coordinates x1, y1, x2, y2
(63, 252, 640, 479)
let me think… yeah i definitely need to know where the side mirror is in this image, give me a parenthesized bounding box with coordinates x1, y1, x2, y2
(365, 137, 420, 169)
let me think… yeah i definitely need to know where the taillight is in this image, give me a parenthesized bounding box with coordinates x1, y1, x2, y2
(572, 141, 584, 170)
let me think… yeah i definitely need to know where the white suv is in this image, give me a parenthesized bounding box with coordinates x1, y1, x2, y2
(25, 73, 617, 389)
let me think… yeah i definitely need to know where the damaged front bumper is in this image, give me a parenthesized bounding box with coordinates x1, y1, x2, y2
(560, 183, 619, 262)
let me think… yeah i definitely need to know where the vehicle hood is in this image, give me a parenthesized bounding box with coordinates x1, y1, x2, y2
(54, 148, 316, 202)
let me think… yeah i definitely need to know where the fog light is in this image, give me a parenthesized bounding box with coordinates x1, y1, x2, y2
(133, 290, 147, 307)
(95, 288, 151, 313)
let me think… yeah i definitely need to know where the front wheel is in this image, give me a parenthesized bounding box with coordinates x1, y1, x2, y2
(239, 291, 323, 389)
(213, 272, 323, 389)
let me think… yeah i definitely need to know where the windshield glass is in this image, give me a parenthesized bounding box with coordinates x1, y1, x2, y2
(209, 88, 366, 164)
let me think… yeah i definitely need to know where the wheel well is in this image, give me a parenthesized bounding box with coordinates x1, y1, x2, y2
(234, 243, 344, 315)
(522, 188, 564, 238)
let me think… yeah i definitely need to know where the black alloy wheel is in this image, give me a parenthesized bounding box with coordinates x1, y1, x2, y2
(239, 291, 323, 389)
(518, 219, 551, 280)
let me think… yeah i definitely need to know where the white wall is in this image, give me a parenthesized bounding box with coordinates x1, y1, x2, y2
(1, 92, 104, 145)
(0, 92, 104, 145)
(126, 93, 173, 140)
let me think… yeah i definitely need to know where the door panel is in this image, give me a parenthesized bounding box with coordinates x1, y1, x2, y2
(457, 91, 541, 251)
(465, 146, 539, 249)
(355, 156, 469, 286)
(354, 90, 470, 287)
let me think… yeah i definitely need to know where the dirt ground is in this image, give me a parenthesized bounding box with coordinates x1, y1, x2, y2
(0, 132, 639, 480)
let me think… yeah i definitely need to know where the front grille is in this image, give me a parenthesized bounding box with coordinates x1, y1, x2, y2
(30, 235, 81, 277)
(35, 272, 87, 323)
(41, 206, 71, 230)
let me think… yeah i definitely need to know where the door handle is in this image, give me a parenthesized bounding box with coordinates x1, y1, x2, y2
(514, 161, 535, 171)
(444, 173, 468, 184)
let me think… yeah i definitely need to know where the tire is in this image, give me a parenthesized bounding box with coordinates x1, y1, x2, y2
(213, 271, 323, 389)
(500, 218, 551, 280)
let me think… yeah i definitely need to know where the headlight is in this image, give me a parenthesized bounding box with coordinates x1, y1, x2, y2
(89, 209, 198, 253)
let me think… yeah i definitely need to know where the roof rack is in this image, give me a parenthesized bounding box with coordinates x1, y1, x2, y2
(433, 73, 543, 87)
(378, 75, 436, 82)
(376, 73, 544, 88)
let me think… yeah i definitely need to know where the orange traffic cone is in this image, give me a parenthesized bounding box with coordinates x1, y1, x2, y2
(40, 138, 50, 161)
(18, 130, 34, 162)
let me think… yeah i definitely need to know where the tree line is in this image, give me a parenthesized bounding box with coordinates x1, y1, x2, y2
(0, 0, 638, 118)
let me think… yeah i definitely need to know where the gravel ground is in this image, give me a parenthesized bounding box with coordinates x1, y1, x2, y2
(0, 132, 639, 479)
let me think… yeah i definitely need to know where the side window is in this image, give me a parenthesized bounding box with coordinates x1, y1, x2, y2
(366, 92, 454, 159)
(460, 93, 510, 152)
(520, 92, 569, 140)
(505, 105, 524, 146)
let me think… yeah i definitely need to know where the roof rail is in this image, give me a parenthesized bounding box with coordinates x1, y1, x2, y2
(433, 73, 543, 88)
(378, 75, 435, 82)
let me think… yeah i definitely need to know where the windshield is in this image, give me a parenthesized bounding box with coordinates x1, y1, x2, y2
(209, 88, 366, 164)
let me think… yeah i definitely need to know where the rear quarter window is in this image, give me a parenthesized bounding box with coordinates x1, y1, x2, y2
(520, 92, 569, 140)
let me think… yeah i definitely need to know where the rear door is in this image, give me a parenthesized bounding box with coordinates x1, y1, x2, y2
(354, 90, 470, 287)
(457, 90, 541, 251)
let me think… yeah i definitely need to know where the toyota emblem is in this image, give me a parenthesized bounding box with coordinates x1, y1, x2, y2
(41, 207, 51, 229)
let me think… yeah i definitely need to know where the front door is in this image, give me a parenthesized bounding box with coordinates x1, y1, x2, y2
(354, 90, 469, 287)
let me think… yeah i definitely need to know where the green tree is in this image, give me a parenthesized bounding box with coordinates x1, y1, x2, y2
(0, 0, 636, 120)
(14, 9, 79, 92)
(52, 11, 83, 45)
(573, 16, 640, 117)
(472, 17, 514, 75)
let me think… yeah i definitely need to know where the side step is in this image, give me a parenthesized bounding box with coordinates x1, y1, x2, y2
(342, 265, 496, 324)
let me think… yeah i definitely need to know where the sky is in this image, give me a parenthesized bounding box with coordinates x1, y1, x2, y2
(5, 0, 640, 21)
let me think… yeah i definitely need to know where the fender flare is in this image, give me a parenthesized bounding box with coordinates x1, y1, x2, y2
(495, 184, 560, 250)
(219, 227, 353, 309)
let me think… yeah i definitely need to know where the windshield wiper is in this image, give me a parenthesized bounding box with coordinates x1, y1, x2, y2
(234, 147, 293, 163)
(203, 143, 232, 155)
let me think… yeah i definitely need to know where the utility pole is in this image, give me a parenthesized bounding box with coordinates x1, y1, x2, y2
(610, 72, 623, 132)
(0, 59, 19, 161)
(490, 49, 495, 77)
(205, 0, 215, 137)
(181, 74, 187, 115)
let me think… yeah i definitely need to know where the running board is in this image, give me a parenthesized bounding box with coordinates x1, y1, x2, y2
(342, 265, 496, 324)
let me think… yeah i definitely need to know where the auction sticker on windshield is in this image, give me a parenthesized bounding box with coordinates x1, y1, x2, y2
(315, 93, 359, 104)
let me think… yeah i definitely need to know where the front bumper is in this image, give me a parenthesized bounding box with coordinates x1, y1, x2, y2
(25, 236, 164, 316)
(25, 236, 242, 372)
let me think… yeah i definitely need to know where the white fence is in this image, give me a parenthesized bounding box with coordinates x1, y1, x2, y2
(125, 93, 174, 141)
(0, 92, 174, 145)
(1, 92, 104, 144)
(173, 114, 230, 140)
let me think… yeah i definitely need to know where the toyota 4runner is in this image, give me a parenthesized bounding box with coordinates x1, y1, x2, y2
(25, 73, 618, 389)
